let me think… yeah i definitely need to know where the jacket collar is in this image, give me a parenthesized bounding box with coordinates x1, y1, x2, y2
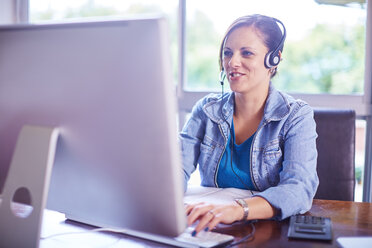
(262, 83, 291, 122)
(203, 83, 291, 124)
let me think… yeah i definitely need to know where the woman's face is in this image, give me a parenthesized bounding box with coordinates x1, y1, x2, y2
(222, 26, 272, 95)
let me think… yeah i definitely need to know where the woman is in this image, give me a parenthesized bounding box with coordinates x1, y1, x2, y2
(180, 14, 319, 235)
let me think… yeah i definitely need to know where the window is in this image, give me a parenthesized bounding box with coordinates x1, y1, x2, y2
(29, 0, 179, 84)
(180, 0, 370, 202)
(184, 0, 366, 94)
(29, 0, 177, 22)
(355, 119, 367, 201)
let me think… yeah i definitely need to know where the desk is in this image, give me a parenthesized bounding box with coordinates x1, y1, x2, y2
(216, 199, 372, 248)
(40, 199, 372, 248)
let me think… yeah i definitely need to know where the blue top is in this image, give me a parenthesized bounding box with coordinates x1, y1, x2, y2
(180, 83, 319, 220)
(216, 121, 256, 190)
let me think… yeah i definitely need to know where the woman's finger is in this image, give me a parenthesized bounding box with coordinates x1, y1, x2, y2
(207, 211, 223, 230)
(192, 210, 216, 234)
(185, 202, 204, 215)
(187, 203, 214, 226)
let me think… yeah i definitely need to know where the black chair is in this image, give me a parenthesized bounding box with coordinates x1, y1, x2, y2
(313, 108, 356, 201)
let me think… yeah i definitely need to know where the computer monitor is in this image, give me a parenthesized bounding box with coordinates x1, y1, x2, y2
(0, 16, 186, 236)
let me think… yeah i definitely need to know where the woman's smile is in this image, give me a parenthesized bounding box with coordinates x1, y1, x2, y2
(228, 71, 246, 81)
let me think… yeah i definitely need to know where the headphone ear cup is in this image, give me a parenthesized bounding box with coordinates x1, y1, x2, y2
(264, 51, 273, 68)
(271, 53, 280, 66)
(265, 51, 280, 68)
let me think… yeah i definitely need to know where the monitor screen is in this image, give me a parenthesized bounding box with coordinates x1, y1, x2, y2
(0, 16, 185, 236)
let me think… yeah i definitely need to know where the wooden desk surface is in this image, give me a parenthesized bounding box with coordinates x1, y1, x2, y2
(40, 199, 372, 248)
(214, 199, 372, 248)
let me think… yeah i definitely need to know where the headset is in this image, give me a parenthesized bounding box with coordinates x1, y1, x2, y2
(264, 18, 286, 69)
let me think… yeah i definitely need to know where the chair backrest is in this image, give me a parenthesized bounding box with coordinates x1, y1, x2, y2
(313, 108, 356, 201)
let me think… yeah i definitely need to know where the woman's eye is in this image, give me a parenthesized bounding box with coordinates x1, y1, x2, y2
(223, 50, 232, 57)
(242, 50, 253, 57)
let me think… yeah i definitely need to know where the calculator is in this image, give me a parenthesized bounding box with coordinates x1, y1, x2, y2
(287, 215, 332, 241)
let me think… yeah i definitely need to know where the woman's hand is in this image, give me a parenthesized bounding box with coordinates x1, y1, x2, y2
(185, 202, 243, 235)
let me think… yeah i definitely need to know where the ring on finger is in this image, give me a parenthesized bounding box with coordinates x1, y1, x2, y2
(208, 210, 216, 218)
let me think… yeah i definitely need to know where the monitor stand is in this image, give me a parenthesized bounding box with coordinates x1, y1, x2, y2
(0, 125, 59, 248)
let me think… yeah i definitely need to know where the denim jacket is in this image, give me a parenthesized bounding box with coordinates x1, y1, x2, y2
(180, 84, 319, 220)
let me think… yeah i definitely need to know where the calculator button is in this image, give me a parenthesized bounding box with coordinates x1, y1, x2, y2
(295, 215, 301, 223)
(312, 217, 318, 224)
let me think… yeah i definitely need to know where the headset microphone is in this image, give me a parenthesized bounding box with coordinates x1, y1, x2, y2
(219, 70, 226, 86)
(219, 70, 226, 96)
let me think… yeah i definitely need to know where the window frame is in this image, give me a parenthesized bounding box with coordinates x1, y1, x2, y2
(0, 0, 28, 24)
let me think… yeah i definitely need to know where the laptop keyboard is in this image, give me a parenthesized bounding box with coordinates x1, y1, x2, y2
(175, 227, 234, 248)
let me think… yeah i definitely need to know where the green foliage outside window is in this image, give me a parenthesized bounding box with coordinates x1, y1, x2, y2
(185, 11, 365, 94)
(275, 23, 365, 94)
(31, 3, 365, 95)
(185, 10, 220, 91)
